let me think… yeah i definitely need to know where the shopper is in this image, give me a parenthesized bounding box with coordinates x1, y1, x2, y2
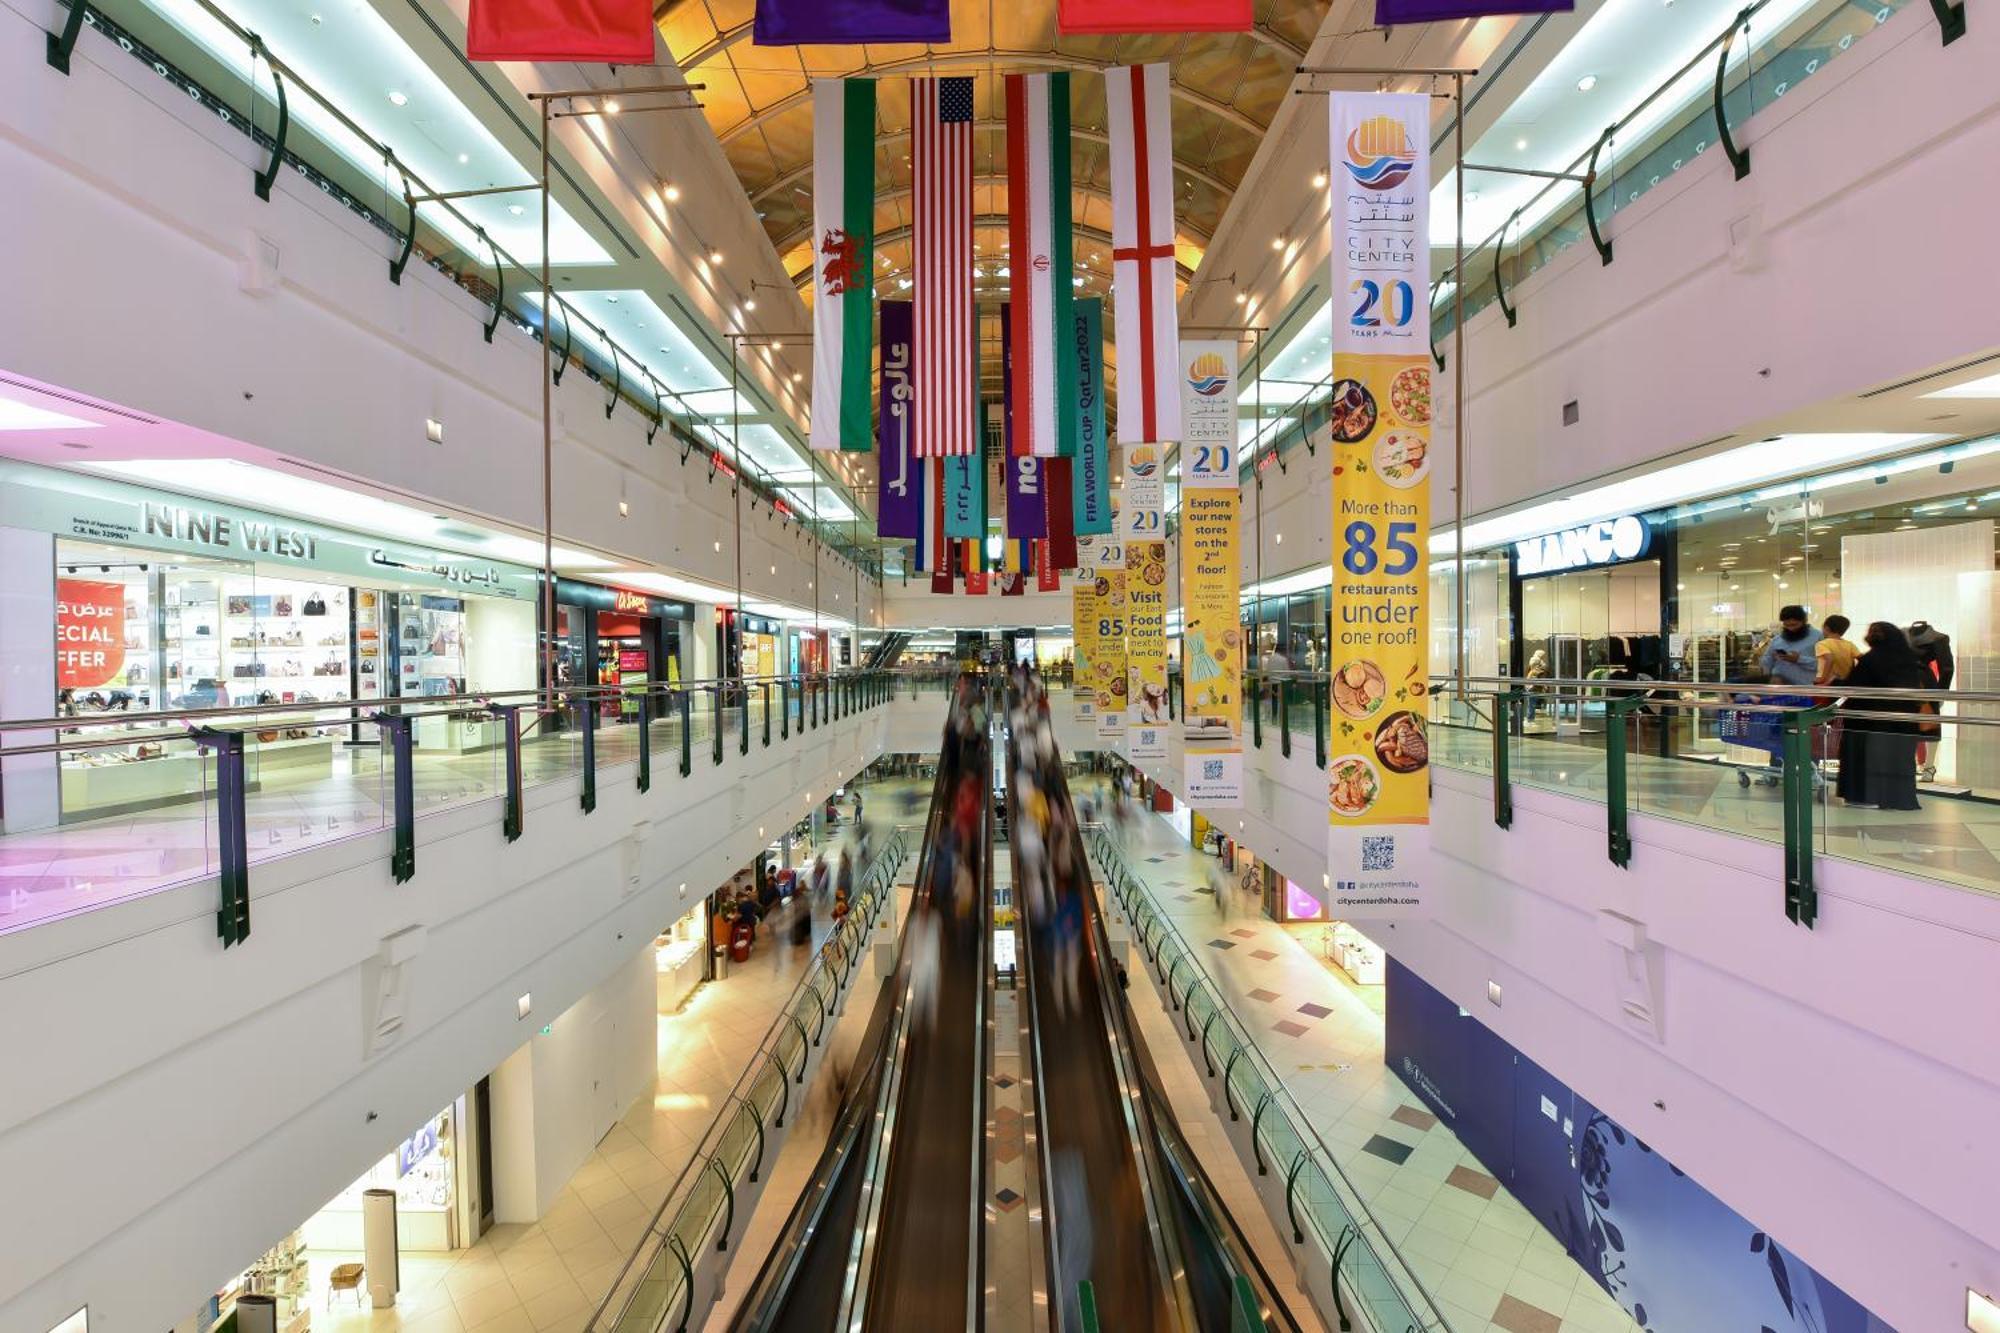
(1757, 605, 1823, 687)
(1836, 622, 1930, 811)
(1815, 615, 1859, 686)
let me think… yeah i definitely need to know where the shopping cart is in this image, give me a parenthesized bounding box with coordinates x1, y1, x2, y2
(1718, 695, 1828, 788)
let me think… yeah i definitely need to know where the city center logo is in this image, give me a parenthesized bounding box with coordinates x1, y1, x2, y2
(1186, 352, 1229, 396)
(1343, 115, 1416, 192)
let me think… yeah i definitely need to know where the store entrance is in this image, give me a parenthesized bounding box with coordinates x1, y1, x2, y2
(1519, 560, 1664, 734)
(595, 609, 658, 723)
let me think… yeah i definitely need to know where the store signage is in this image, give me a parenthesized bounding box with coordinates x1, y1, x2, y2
(395, 1119, 439, 1178)
(55, 579, 125, 689)
(367, 550, 513, 593)
(1514, 514, 1652, 576)
(144, 502, 320, 560)
(613, 590, 649, 613)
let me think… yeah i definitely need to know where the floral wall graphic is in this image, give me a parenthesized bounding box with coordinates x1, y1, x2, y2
(1383, 958, 1894, 1333)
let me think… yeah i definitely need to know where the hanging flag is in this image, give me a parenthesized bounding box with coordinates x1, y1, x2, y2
(931, 534, 955, 593)
(1179, 340, 1242, 805)
(1045, 456, 1079, 571)
(945, 452, 985, 539)
(1095, 551, 1128, 741)
(1376, 0, 1569, 24)
(1071, 298, 1111, 534)
(465, 0, 654, 62)
(915, 459, 945, 573)
(1073, 573, 1100, 726)
(810, 79, 876, 453)
(1005, 72, 1074, 459)
(754, 0, 949, 46)
(913, 77, 976, 458)
(1058, 0, 1251, 34)
(967, 566, 990, 595)
(1106, 63, 1181, 446)
(1036, 539, 1061, 591)
(1001, 537, 1033, 573)
(1328, 92, 1433, 915)
(1000, 569, 1026, 597)
(1000, 304, 1047, 540)
(877, 301, 924, 538)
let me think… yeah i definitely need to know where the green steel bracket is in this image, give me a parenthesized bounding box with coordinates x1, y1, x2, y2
(669, 1235, 695, 1333)
(784, 1014, 809, 1082)
(1182, 975, 1204, 1039)
(490, 703, 525, 842)
(1931, 0, 1966, 44)
(760, 681, 772, 747)
(679, 688, 693, 777)
(477, 228, 503, 343)
(1716, 8, 1755, 180)
(744, 1101, 766, 1182)
(1250, 674, 1262, 749)
(1329, 1226, 1359, 1332)
(1278, 679, 1293, 758)
(1493, 208, 1522, 329)
(739, 683, 751, 755)
(1494, 688, 1522, 830)
(1199, 1008, 1221, 1078)
(1165, 953, 1186, 1005)
(579, 689, 597, 814)
(551, 297, 575, 384)
(388, 156, 417, 285)
(605, 342, 624, 419)
(712, 688, 725, 767)
(1222, 1047, 1243, 1119)
(372, 711, 416, 883)
(1283, 1150, 1311, 1243)
(1251, 1094, 1274, 1175)
(1585, 127, 1616, 265)
(1427, 279, 1446, 372)
(1230, 1275, 1266, 1333)
(707, 1158, 733, 1251)
(780, 678, 791, 739)
(808, 978, 828, 1044)
(248, 36, 288, 202)
(1604, 694, 1646, 867)
(635, 689, 652, 793)
(1314, 678, 1328, 768)
(646, 372, 666, 446)
(1781, 704, 1837, 928)
(47, 0, 87, 73)
(1078, 1280, 1101, 1333)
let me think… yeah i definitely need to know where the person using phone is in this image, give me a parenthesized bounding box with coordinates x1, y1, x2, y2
(1757, 604, 1822, 687)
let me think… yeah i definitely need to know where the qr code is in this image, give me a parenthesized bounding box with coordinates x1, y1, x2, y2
(1202, 759, 1224, 780)
(1361, 836, 1396, 872)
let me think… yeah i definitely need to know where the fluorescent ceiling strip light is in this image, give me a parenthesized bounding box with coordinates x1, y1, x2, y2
(0, 396, 100, 432)
(1923, 371, 2000, 400)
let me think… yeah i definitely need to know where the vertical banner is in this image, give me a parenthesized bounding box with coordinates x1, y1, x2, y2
(1046, 456, 1079, 570)
(809, 79, 876, 452)
(1035, 539, 1061, 592)
(1093, 538, 1127, 740)
(1178, 340, 1242, 804)
(1072, 554, 1099, 725)
(877, 300, 924, 538)
(1123, 454, 1167, 758)
(1327, 93, 1432, 914)
(944, 451, 984, 538)
(1072, 299, 1112, 533)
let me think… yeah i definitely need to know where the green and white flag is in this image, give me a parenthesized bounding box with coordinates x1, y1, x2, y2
(811, 78, 876, 452)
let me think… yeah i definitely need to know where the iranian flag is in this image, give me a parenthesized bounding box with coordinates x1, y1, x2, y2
(810, 79, 876, 452)
(1005, 71, 1074, 459)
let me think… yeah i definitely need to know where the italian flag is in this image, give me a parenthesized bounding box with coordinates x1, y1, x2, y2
(811, 79, 876, 452)
(1006, 71, 1075, 459)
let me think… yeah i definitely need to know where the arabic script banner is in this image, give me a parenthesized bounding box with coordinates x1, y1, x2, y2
(877, 300, 924, 538)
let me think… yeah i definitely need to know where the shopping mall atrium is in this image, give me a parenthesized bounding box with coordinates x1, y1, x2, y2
(0, 0, 1994, 1327)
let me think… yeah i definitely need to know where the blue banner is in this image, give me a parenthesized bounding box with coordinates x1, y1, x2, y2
(944, 451, 984, 540)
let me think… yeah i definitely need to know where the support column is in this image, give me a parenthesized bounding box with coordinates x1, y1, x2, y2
(0, 528, 58, 835)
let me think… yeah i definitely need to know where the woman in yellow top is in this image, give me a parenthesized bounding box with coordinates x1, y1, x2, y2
(1815, 614, 1861, 685)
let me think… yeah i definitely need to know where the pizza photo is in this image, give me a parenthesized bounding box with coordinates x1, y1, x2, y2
(1389, 365, 1432, 426)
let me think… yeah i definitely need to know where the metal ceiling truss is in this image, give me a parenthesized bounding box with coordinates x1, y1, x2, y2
(793, 218, 1192, 285)
(770, 177, 1213, 254)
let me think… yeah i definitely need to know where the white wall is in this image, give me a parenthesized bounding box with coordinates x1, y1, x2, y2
(490, 946, 657, 1222)
(0, 703, 886, 1332)
(1123, 729, 2000, 1333)
(0, 0, 881, 634)
(0, 526, 57, 831)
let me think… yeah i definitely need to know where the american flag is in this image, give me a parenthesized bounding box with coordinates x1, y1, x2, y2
(912, 77, 975, 457)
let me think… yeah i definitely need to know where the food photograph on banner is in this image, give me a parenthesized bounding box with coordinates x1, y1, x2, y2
(1326, 93, 1432, 914)
(1093, 538, 1128, 740)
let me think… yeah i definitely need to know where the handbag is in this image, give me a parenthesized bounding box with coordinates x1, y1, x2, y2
(303, 594, 327, 616)
(1916, 700, 1941, 736)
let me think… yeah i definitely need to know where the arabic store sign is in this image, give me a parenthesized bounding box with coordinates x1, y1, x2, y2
(0, 461, 539, 601)
(1514, 514, 1652, 577)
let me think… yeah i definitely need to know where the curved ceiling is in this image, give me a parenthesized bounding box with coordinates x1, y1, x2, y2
(657, 0, 1321, 314)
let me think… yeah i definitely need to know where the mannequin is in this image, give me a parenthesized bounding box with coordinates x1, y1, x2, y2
(1906, 621, 1954, 781)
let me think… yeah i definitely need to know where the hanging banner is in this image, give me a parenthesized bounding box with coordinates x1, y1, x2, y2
(1176, 338, 1242, 803)
(1045, 456, 1079, 570)
(1179, 340, 1238, 486)
(1035, 539, 1061, 592)
(809, 78, 877, 452)
(945, 451, 985, 539)
(1124, 443, 1165, 538)
(877, 300, 924, 538)
(1327, 92, 1432, 916)
(1072, 299, 1112, 533)
(1123, 472, 1168, 757)
(1093, 544, 1127, 740)
(1072, 567, 1100, 725)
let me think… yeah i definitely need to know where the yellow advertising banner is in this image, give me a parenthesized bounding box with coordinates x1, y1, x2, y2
(1073, 577, 1100, 726)
(1125, 539, 1169, 758)
(1327, 91, 1431, 914)
(1093, 564, 1128, 740)
(1179, 486, 1242, 804)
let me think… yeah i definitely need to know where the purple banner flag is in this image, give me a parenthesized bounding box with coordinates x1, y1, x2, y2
(1375, 0, 1569, 23)
(877, 300, 925, 539)
(1002, 303, 1047, 539)
(755, 0, 949, 46)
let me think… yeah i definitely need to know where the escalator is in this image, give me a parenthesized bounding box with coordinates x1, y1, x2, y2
(863, 631, 912, 670)
(728, 681, 992, 1332)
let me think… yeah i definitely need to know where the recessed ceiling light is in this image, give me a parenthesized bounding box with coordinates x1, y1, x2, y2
(387, 90, 408, 107)
(663, 182, 681, 202)
(1234, 292, 1248, 305)
(603, 99, 622, 114)
(508, 204, 524, 216)
(710, 249, 724, 265)
(1312, 169, 1329, 189)
(456, 152, 470, 165)
(745, 298, 757, 311)
(1514, 136, 1528, 151)
(605, 294, 619, 303)
(1270, 236, 1285, 251)
(1576, 74, 1598, 92)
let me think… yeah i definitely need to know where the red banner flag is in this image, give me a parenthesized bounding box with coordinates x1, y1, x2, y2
(967, 568, 989, 595)
(1059, 0, 1250, 31)
(1036, 540, 1061, 592)
(931, 533, 955, 594)
(1000, 571, 1026, 597)
(465, 0, 655, 62)
(1044, 456, 1079, 571)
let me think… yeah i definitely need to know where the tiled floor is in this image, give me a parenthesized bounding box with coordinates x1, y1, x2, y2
(290, 809, 914, 1333)
(0, 702, 825, 934)
(1089, 786, 1641, 1333)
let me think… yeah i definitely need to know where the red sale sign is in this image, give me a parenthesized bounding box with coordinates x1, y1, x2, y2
(56, 579, 126, 689)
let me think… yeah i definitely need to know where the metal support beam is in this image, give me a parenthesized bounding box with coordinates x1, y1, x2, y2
(191, 727, 250, 947)
(249, 36, 289, 202)
(1715, 8, 1755, 181)
(374, 711, 417, 882)
(46, 0, 86, 73)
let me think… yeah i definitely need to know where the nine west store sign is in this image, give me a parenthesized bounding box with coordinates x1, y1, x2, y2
(1514, 514, 1654, 577)
(0, 460, 539, 600)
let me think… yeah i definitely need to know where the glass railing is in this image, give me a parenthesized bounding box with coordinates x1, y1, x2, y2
(1200, 668, 2000, 916)
(1239, 0, 1918, 474)
(0, 669, 946, 941)
(585, 827, 912, 1333)
(36, 0, 880, 576)
(1088, 826, 1452, 1333)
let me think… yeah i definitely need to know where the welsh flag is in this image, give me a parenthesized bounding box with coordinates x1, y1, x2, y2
(810, 79, 876, 452)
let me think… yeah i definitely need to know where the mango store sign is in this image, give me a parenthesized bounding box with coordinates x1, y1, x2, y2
(1514, 514, 1652, 577)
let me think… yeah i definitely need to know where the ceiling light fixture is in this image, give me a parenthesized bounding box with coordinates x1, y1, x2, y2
(1576, 74, 1598, 92)
(745, 298, 757, 311)
(1312, 169, 1329, 189)
(1514, 136, 1529, 151)
(387, 90, 408, 107)
(710, 249, 724, 265)
(508, 204, 524, 216)
(1270, 236, 1285, 251)
(663, 182, 681, 202)
(603, 99, 621, 114)
(1234, 292, 1248, 306)
(456, 152, 470, 165)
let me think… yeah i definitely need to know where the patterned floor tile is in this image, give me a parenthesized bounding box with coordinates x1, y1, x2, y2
(1391, 1104, 1439, 1131)
(1361, 1134, 1416, 1165)
(993, 1187, 1023, 1212)
(1272, 1018, 1311, 1037)
(1230, 928, 1257, 939)
(1490, 1292, 1563, 1333)
(1447, 1164, 1501, 1199)
(1208, 938, 1238, 949)
(1297, 1001, 1333, 1019)
(1249, 988, 1280, 1002)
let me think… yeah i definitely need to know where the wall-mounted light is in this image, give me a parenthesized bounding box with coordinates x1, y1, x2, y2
(516, 992, 533, 1019)
(425, 418, 444, 445)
